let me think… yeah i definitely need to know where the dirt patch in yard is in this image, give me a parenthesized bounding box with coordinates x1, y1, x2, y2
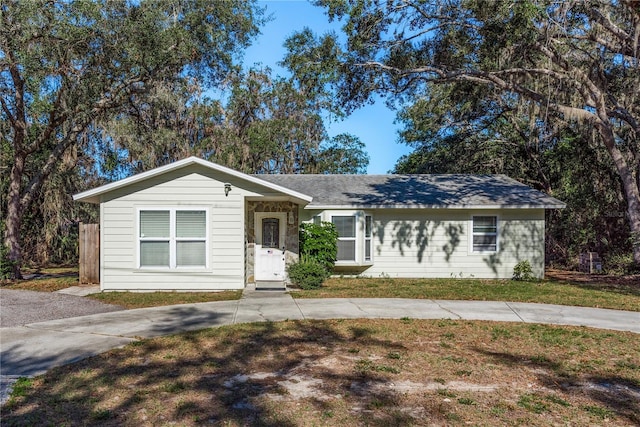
(546, 268, 640, 292)
(3, 319, 639, 426)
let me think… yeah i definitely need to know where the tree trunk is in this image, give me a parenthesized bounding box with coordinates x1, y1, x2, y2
(4, 153, 25, 279)
(597, 122, 640, 267)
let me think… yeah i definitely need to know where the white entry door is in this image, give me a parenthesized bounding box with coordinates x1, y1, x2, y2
(254, 213, 286, 281)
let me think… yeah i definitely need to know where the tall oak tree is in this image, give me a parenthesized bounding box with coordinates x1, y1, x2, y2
(1, 0, 263, 277)
(284, 0, 640, 265)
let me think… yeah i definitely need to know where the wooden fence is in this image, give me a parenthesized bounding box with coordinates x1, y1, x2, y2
(79, 223, 99, 284)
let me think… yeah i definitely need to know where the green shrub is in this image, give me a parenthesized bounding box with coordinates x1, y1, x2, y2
(512, 260, 535, 281)
(287, 260, 329, 290)
(605, 252, 636, 275)
(299, 222, 338, 271)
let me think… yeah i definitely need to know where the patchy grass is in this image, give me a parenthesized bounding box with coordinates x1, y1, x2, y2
(2, 266, 241, 308)
(89, 291, 242, 309)
(1, 267, 79, 292)
(292, 276, 640, 311)
(3, 319, 639, 426)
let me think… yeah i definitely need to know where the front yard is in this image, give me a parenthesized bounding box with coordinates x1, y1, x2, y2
(3, 319, 639, 426)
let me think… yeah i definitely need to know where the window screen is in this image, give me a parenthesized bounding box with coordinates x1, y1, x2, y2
(139, 209, 207, 268)
(140, 211, 170, 238)
(472, 216, 497, 252)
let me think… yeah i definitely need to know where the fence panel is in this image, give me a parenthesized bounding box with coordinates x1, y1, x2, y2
(79, 223, 99, 284)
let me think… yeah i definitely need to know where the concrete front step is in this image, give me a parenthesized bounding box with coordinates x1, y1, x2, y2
(254, 281, 286, 291)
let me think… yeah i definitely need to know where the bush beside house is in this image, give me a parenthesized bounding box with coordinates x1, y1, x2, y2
(287, 222, 338, 289)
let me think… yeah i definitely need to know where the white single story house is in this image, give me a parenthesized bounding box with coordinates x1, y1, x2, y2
(73, 156, 565, 291)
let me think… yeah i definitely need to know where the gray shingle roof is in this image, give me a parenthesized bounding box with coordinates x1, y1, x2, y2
(254, 174, 565, 209)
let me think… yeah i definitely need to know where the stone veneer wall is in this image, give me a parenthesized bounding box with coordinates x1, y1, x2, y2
(245, 201, 299, 283)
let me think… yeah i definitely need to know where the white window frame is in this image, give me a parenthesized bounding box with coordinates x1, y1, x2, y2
(470, 215, 499, 253)
(137, 207, 209, 269)
(318, 211, 373, 265)
(332, 214, 358, 263)
(364, 215, 373, 262)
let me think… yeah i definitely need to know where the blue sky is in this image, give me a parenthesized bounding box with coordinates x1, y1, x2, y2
(241, 1, 412, 174)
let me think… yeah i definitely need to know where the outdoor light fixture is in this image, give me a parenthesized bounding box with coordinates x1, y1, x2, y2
(224, 183, 232, 197)
(288, 211, 295, 224)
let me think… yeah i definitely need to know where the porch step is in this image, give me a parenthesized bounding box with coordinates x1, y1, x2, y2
(255, 281, 286, 291)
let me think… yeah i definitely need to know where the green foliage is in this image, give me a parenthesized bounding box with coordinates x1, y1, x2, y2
(283, 0, 640, 267)
(299, 222, 338, 271)
(9, 377, 33, 398)
(205, 67, 369, 175)
(2, 1, 264, 271)
(288, 221, 338, 290)
(512, 261, 535, 281)
(286, 260, 329, 290)
(604, 253, 637, 276)
(316, 133, 369, 174)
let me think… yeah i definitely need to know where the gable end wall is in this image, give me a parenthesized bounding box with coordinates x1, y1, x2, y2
(100, 166, 265, 291)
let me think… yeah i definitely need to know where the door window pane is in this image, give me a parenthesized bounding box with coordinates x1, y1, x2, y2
(262, 218, 280, 248)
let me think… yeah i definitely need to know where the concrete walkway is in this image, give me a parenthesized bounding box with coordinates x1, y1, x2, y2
(1, 285, 639, 402)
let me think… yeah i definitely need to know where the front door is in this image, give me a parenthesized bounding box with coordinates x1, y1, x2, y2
(254, 213, 286, 281)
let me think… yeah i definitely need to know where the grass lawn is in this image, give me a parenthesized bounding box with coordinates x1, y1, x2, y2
(2, 267, 242, 308)
(292, 274, 640, 312)
(1, 266, 79, 292)
(3, 319, 639, 426)
(89, 291, 242, 309)
(4, 267, 638, 310)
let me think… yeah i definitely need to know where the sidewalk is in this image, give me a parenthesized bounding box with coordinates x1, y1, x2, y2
(2, 286, 639, 402)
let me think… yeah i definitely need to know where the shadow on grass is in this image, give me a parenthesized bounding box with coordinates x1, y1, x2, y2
(476, 348, 640, 425)
(1, 318, 415, 426)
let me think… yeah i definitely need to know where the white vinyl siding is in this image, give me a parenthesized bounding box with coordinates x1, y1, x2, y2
(309, 209, 546, 279)
(99, 165, 262, 291)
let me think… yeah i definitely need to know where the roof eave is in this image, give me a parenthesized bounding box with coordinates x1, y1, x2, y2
(306, 203, 566, 210)
(73, 157, 313, 204)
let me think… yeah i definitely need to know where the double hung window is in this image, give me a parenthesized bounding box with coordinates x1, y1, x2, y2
(332, 216, 357, 261)
(329, 213, 373, 263)
(471, 216, 498, 252)
(139, 209, 207, 268)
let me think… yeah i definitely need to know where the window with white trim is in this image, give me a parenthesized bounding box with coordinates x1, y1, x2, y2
(139, 209, 207, 268)
(364, 215, 373, 262)
(332, 215, 357, 261)
(472, 216, 498, 252)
